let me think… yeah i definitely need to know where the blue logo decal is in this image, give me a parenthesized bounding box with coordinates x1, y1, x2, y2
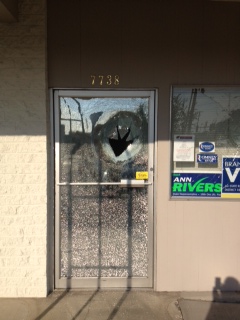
(197, 154, 218, 163)
(199, 142, 215, 153)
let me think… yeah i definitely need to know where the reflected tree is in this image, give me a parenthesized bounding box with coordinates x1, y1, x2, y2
(172, 90, 201, 134)
(172, 94, 188, 133)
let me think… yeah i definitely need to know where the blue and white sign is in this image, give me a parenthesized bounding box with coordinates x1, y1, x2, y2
(197, 154, 218, 163)
(199, 141, 215, 153)
(222, 156, 240, 198)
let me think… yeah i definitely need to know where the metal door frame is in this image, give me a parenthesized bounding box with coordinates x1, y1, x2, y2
(52, 89, 157, 289)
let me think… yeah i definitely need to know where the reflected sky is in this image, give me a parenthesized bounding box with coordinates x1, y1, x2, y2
(173, 87, 240, 129)
(60, 97, 149, 135)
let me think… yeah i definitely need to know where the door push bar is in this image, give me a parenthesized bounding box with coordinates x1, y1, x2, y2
(120, 179, 146, 187)
(57, 180, 152, 187)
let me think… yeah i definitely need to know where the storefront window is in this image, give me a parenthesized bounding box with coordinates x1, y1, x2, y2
(171, 86, 240, 199)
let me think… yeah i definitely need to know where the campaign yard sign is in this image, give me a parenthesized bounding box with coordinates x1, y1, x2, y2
(222, 156, 240, 198)
(172, 173, 221, 198)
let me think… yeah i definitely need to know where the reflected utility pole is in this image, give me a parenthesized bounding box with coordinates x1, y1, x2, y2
(186, 88, 197, 133)
(73, 98, 85, 135)
(67, 105, 72, 134)
(186, 88, 205, 133)
(63, 98, 72, 134)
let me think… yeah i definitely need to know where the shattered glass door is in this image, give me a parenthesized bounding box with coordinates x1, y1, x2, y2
(54, 90, 155, 288)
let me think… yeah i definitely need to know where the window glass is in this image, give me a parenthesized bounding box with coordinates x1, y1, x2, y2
(171, 87, 240, 199)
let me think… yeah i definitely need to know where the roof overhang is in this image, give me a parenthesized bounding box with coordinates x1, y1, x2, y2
(211, 0, 240, 2)
(0, 0, 239, 23)
(0, 0, 18, 22)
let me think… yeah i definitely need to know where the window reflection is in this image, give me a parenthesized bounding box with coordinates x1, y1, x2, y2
(172, 87, 240, 171)
(59, 97, 149, 182)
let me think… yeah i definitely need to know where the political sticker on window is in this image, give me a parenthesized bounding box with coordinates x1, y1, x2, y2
(197, 154, 218, 163)
(172, 172, 221, 198)
(222, 156, 240, 198)
(173, 135, 195, 162)
(199, 141, 215, 153)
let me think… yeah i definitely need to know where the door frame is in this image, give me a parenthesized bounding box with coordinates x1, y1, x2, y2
(51, 89, 158, 289)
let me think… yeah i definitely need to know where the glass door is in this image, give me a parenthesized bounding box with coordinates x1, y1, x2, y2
(54, 90, 155, 288)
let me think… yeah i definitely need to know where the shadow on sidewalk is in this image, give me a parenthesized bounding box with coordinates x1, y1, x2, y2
(34, 289, 130, 320)
(179, 277, 240, 320)
(205, 277, 240, 320)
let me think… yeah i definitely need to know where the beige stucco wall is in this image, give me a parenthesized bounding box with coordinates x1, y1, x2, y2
(0, 0, 47, 297)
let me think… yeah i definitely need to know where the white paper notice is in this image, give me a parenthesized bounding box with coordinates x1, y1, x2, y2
(173, 135, 195, 162)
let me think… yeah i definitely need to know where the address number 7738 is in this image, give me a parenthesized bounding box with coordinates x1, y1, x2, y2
(91, 75, 120, 86)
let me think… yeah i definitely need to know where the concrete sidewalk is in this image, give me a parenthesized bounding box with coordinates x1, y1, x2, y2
(179, 292, 240, 320)
(0, 290, 182, 320)
(1, 290, 240, 320)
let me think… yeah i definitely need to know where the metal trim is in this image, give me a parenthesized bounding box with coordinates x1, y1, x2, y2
(57, 182, 152, 186)
(53, 89, 156, 289)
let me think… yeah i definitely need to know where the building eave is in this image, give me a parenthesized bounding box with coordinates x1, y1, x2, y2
(0, 0, 18, 22)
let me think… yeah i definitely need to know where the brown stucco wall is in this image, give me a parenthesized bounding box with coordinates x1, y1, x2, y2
(47, 0, 240, 291)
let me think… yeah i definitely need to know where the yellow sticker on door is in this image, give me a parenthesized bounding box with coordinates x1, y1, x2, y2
(136, 172, 148, 180)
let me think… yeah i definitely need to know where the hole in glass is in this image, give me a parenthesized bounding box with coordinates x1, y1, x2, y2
(109, 126, 134, 157)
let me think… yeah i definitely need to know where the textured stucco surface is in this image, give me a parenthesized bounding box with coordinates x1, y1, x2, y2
(0, 0, 47, 297)
(47, 0, 240, 292)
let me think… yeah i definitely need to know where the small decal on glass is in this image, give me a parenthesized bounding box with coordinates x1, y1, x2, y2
(197, 154, 218, 163)
(199, 141, 215, 153)
(136, 172, 148, 180)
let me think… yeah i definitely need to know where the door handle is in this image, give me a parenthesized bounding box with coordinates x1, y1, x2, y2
(57, 180, 152, 187)
(120, 179, 151, 187)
